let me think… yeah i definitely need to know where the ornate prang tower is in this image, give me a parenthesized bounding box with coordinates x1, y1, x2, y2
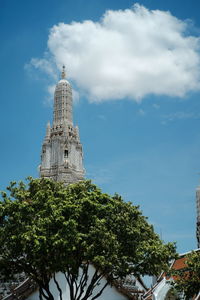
(40, 66, 84, 184)
(196, 186, 200, 247)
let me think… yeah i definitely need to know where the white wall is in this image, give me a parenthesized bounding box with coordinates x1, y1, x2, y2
(27, 266, 128, 300)
(152, 278, 171, 300)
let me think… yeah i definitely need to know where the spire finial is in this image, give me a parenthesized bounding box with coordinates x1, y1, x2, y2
(61, 65, 66, 79)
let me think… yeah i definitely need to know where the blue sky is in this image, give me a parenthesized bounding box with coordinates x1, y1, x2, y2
(1, 0, 200, 254)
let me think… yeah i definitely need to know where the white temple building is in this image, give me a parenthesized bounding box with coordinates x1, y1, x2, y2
(40, 66, 84, 184)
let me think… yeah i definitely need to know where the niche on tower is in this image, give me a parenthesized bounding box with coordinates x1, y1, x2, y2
(64, 142, 71, 160)
(64, 148, 69, 158)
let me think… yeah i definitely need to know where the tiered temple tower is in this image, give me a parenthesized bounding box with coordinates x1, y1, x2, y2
(196, 186, 200, 247)
(40, 66, 84, 184)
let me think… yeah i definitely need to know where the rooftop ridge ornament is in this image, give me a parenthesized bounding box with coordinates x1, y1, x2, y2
(61, 65, 66, 79)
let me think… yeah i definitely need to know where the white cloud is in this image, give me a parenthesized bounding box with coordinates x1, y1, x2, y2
(45, 84, 56, 106)
(162, 111, 200, 123)
(153, 104, 160, 109)
(28, 57, 58, 80)
(98, 114, 106, 121)
(29, 4, 200, 102)
(138, 109, 146, 116)
(86, 166, 113, 185)
(72, 89, 80, 104)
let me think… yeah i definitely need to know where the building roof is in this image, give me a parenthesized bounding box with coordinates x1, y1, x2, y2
(143, 248, 200, 300)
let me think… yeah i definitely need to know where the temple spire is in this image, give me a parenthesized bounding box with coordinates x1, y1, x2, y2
(40, 67, 84, 184)
(61, 65, 66, 79)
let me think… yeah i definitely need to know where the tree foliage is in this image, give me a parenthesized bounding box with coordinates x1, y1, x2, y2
(172, 251, 200, 299)
(0, 178, 176, 300)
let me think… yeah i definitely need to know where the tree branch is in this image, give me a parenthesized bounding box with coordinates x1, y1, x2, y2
(64, 271, 75, 300)
(76, 263, 89, 300)
(39, 287, 43, 300)
(39, 287, 49, 300)
(81, 269, 102, 300)
(91, 281, 109, 300)
(53, 274, 63, 300)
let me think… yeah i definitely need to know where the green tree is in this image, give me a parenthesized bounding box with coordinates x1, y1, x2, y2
(0, 178, 176, 300)
(172, 251, 200, 299)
